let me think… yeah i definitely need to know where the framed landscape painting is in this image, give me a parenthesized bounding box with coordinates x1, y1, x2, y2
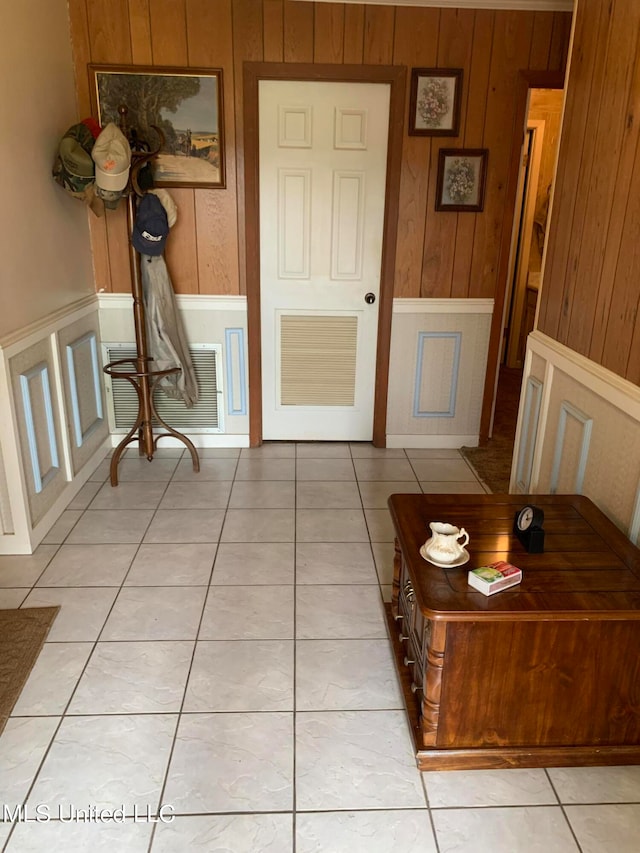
(435, 149, 488, 212)
(89, 64, 225, 188)
(409, 68, 463, 137)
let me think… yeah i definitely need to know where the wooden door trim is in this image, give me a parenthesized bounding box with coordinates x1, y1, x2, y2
(506, 118, 545, 369)
(479, 69, 565, 444)
(243, 62, 407, 446)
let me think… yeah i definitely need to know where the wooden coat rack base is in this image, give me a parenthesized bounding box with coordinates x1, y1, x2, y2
(104, 357, 200, 486)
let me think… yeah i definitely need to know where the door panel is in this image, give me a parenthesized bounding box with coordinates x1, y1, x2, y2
(259, 80, 390, 440)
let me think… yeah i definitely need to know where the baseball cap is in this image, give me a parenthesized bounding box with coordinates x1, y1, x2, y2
(149, 189, 178, 228)
(131, 193, 169, 256)
(92, 123, 131, 192)
(53, 123, 96, 194)
(95, 186, 126, 210)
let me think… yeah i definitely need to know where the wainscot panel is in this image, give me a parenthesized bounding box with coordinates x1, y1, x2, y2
(386, 298, 493, 448)
(57, 315, 109, 475)
(511, 330, 640, 541)
(0, 298, 110, 554)
(97, 294, 249, 448)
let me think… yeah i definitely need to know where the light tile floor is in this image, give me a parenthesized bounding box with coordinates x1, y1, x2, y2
(1, 443, 640, 852)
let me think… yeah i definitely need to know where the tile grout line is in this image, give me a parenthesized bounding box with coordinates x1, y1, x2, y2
(5, 444, 639, 850)
(13, 451, 186, 838)
(543, 768, 585, 853)
(144, 447, 240, 851)
(292, 444, 298, 853)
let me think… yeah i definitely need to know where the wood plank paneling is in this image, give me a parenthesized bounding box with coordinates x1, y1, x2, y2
(343, 3, 364, 64)
(314, 3, 344, 64)
(164, 188, 198, 293)
(87, 0, 132, 64)
(421, 8, 475, 299)
(462, 10, 494, 148)
(70, 1, 114, 293)
(69, 0, 93, 116)
(537, 0, 640, 387)
(391, 6, 439, 299)
(623, 172, 640, 380)
(105, 205, 132, 294)
(597, 37, 640, 374)
(563, 3, 640, 357)
(149, 0, 188, 65)
(72, 0, 571, 316)
(451, 9, 494, 298)
(187, 0, 240, 294)
(602, 154, 640, 378)
(232, 0, 263, 294)
(128, 0, 152, 64)
(87, 215, 113, 293)
(549, 9, 572, 72)
(538, 0, 608, 340)
(263, 0, 284, 62)
(283, 0, 313, 63)
(186, 0, 231, 70)
(470, 11, 534, 299)
(363, 5, 394, 65)
(529, 12, 553, 70)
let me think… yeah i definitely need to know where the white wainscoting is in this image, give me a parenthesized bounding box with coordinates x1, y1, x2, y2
(511, 330, 640, 542)
(386, 298, 493, 448)
(0, 297, 109, 554)
(514, 375, 543, 493)
(98, 294, 250, 448)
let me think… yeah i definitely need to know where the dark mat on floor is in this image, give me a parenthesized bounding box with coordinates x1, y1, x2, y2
(461, 366, 522, 493)
(0, 606, 59, 735)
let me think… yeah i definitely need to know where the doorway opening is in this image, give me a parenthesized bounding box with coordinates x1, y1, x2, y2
(497, 87, 564, 486)
(503, 89, 564, 371)
(465, 82, 564, 491)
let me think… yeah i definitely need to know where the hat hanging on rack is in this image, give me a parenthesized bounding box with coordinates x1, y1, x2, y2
(149, 189, 177, 228)
(131, 193, 169, 256)
(92, 122, 132, 209)
(54, 122, 95, 193)
(52, 119, 104, 216)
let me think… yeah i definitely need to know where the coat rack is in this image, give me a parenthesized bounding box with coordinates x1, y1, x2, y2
(103, 112, 200, 486)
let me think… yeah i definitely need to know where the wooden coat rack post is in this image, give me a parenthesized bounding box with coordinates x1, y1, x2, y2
(103, 122, 200, 486)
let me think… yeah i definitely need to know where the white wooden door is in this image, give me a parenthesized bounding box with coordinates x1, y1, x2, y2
(259, 80, 390, 440)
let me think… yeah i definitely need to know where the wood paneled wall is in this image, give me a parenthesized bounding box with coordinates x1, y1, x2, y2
(538, 0, 640, 384)
(69, 0, 570, 299)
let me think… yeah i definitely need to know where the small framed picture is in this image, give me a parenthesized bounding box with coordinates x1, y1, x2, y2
(435, 149, 488, 212)
(409, 68, 463, 136)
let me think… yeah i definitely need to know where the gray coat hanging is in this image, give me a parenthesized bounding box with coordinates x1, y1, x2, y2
(140, 254, 198, 408)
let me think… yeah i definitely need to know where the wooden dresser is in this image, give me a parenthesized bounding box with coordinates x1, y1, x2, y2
(386, 493, 640, 771)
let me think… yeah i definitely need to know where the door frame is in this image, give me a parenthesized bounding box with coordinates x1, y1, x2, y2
(479, 69, 565, 443)
(243, 62, 406, 447)
(505, 119, 545, 368)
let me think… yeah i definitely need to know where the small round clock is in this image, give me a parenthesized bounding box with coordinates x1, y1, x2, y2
(513, 504, 545, 552)
(516, 505, 544, 531)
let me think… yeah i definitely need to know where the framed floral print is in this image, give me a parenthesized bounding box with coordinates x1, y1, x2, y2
(409, 68, 463, 137)
(435, 149, 488, 212)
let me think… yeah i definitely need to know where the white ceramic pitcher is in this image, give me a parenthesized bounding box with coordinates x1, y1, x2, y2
(426, 522, 469, 563)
